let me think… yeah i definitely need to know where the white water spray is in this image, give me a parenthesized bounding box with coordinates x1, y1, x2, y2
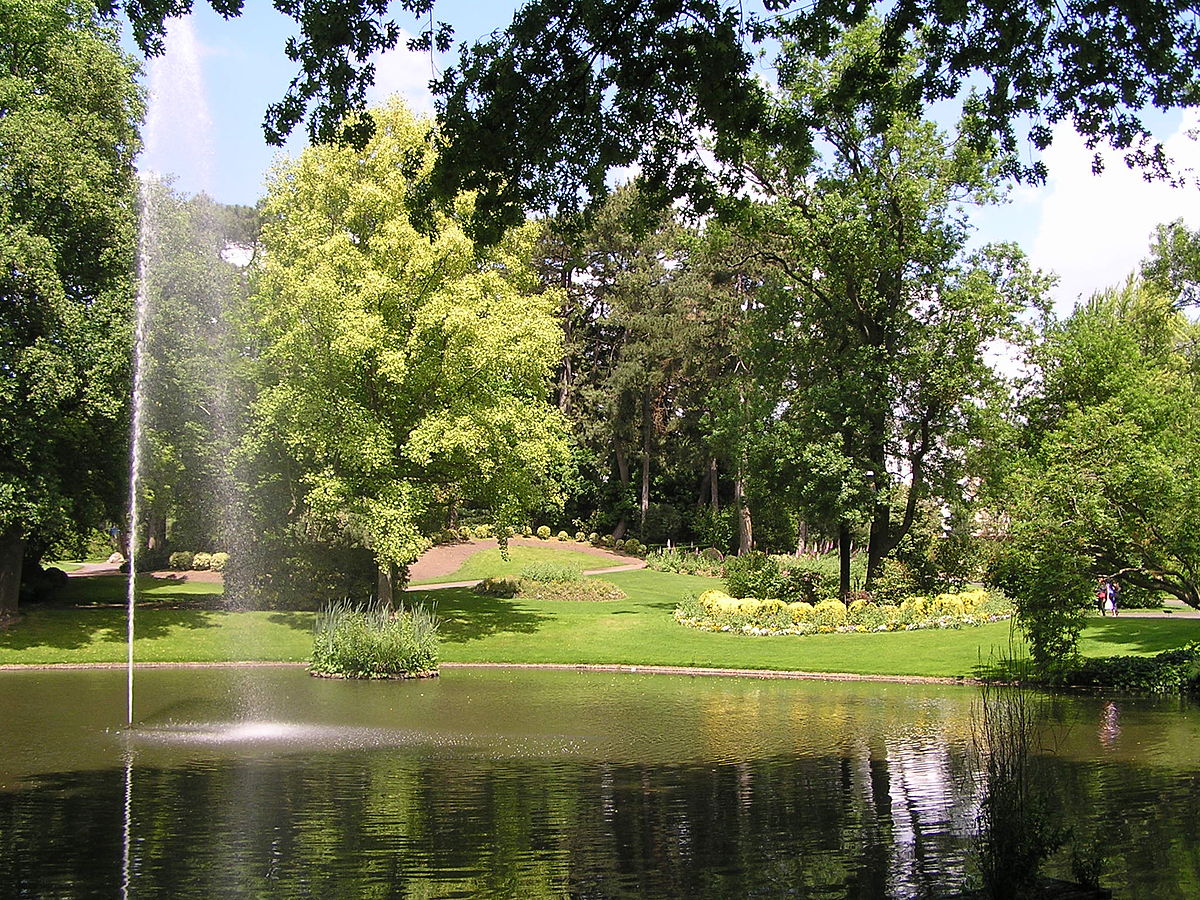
(127, 194, 152, 727)
(128, 15, 214, 727)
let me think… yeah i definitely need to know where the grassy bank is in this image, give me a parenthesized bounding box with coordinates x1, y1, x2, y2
(410, 544, 624, 584)
(3, 569, 1200, 678)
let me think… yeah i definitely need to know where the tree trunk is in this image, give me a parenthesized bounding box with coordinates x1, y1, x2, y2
(0, 528, 25, 621)
(709, 457, 719, 510)
(377, 562, 398, 610)
(838, 522, 852, 599)
(146, 509, 168, 551)
(734, 461, 753, 555)
(613, 439, 630, 540)
(865, 499, 891, 589)
(796, 520, 809, 556)
(640, 389, 652, 536)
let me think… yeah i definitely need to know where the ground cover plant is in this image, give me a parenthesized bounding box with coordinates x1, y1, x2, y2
(309, 600, 439, 679)
(675, 588, 1014, 636)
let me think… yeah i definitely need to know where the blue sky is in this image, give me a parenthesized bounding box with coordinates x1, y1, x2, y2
(131, 4, 1199, 314)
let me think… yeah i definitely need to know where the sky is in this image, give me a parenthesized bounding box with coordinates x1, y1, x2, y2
(133, 4, 1200, 316)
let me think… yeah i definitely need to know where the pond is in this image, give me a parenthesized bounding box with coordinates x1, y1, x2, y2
(1, 667, 1197, 898)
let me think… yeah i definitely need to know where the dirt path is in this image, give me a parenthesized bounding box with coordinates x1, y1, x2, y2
(406, 537, 643, 583)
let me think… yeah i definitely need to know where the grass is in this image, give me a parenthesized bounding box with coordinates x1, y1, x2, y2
(6, 567, 1199, 678)
(410, 544, 622, 584)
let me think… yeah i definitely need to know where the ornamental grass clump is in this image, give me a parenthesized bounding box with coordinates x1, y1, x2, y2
(310, 600, 439, 679)
(675, 587, 1013, 636)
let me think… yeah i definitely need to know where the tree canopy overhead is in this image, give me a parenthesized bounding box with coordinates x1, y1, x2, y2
(110, 1, 1199, 235)
(428, 0, 1200, 239)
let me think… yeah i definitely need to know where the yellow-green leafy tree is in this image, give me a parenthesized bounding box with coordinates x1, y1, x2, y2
(241, 101, 570, 605)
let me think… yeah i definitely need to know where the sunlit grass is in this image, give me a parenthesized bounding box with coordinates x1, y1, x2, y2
(410, 544, 623, 584)
(3, 568, 1198, 677)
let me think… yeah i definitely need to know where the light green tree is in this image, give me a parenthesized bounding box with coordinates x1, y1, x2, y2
(242, 101, 571, 604)
(992, 277, 1200, 669)
(0, 0, 142, 618)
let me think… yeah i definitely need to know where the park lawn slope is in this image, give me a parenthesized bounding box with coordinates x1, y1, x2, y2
(410, 545, 623, 584)
(3, 569, 1200, 677)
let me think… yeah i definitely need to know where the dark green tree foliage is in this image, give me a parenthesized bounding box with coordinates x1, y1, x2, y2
(427, 0, 1200, 237)
(993, 278, 1200, 668)
(0, 0, 142, 617)
(738, 25, 1047, 594)
(549, 188, 750, 546)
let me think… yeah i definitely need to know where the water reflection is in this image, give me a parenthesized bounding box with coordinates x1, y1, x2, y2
(0, 668, 1198, 898)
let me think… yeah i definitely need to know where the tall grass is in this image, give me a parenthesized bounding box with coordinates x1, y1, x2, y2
(310, 600, 439, 679)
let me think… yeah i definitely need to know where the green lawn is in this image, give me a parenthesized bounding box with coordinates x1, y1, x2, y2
(410, 544, 625, 584)
(3, 568, 1199, 678)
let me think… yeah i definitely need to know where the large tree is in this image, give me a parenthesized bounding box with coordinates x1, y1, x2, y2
(735, 24, 1048, 595)
(427, 0, 1200, 240)
(242, 101, 570, 605)
(102, 2, 1199, 228)
(992, 277, 1200, 668)
(0, 0, 142, 618)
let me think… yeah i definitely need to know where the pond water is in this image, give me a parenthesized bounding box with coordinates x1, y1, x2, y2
(1, 667, 1197, 898)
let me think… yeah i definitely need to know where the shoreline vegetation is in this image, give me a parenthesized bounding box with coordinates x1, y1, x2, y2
(2, 563, 1199, 688)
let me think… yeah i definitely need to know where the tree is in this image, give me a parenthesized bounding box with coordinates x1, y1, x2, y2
(0, 0, 142, 618)
(241, 101, 571, 605)
(1142, 219, 1200, 307)
(426, 0, 1200, 240)
(734, 24, 1048, 596)
(105, 2, 1199, 225)
(992, 277, 1200, 668)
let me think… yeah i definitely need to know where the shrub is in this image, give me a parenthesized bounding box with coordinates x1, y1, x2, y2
(700, 546, 725, 562)
(601, 535, 615, 548)
(520, 561, 583, 582)
(536, 525, 552, 540)
(615, 538, 626, 550)
(208, 552, 229, 572)
(472, 524, 493, 540)
(191, 552, 213, 570)
(474, 576, 520, 598)
(309, 600, 439, 679)
(623, 538, 643, 556)
(588, 532, 600, 544)
(871, 557, 922, 605)
(556, 530, 570, 541)
(168, 551, 194, 571)
(723, 551, 782, 600)
(519, 579, 626, 602)
(776, 566, 836, 604)
(811, 599, 849, 628)
(575, 531, 586, 542)
(1059, 642, 1200, 693)
(645, 548, 724, 577)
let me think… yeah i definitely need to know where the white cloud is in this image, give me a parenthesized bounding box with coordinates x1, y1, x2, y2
(1030, 111, 1200, 315)
(365, 32, 438, 116)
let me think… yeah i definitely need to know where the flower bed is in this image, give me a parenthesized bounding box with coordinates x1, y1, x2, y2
(674, 588, 1013, 636)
